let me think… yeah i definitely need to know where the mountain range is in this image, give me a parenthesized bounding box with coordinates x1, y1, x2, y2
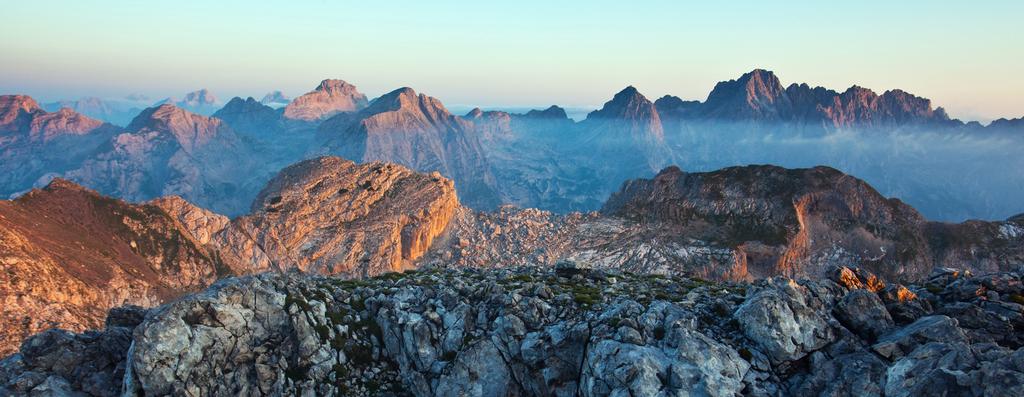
(3, 69, 1023, 223)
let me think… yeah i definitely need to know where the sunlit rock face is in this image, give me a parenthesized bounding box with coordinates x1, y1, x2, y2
(216, 156, 459, 277)
(0, 179, 227, 356)
(283, 79, 368, 121)
(0, 95, 115, 142)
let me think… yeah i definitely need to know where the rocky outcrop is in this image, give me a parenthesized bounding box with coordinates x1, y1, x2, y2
(416, 163, 1023, 284)
(4, 265, 1023, 396)
(0, 156, 464, 355)
(420, 206, 753, 281)
(318, 87, 501, 209)
(215, 156, 459, 277)
(0, 179, 228, 356)
(600, 164, 1024, 282)
(283, 79, 368, 121)
(148, 195, 230, 246)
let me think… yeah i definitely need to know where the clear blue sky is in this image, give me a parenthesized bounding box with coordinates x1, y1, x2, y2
(1, 0, 1021, 121)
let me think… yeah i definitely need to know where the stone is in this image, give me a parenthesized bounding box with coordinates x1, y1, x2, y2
(735, 278, 835, 364)
(872, 315, 968, 360)
(834, 289, 894, 341)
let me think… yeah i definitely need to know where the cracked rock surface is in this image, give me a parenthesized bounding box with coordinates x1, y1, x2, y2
(3, 264, 1024, 396)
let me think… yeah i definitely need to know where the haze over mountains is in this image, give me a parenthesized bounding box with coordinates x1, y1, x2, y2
(3, 69, 1023, 222)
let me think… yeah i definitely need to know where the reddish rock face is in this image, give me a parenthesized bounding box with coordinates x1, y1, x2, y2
(215, 156, 460, 277)
(0, 157, 463, 354)
(0, 95, 43, 133)
(0, 179, 227, 356)
(125, 104, 227, 152)
(0, 95, 113, 142)
(283, 79, 368, 121)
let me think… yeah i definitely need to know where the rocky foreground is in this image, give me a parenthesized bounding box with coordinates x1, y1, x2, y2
(3, 263, 1023, 396)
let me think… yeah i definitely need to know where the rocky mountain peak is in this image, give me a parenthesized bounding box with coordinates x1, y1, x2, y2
(283, 79, 369, 121)
(1, 94, 111, 141)
(522, 105, 569, 120)
(212, 97, 280, 132)
(654, 95, 702, 119)
(315, 79, 357, 94)
(877, 89, 949, 122)
(127, 104, 228, 151)
(0, 95, 44, 132)
(579, 86, 670, 175)
(586, 86, 658, 121)
(0, 94, 42, 111)
(362, 87, 451, 120)
(40, 177, 90, 194)
(215, 96, 274, 116)
(702, 68, 792, 120)
(220, 96, 262, 109)
(464, 108, 511, 122)
(840, 85, 879, 101)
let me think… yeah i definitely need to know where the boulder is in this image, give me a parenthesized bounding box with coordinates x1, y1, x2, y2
(735, 278, 836, 365)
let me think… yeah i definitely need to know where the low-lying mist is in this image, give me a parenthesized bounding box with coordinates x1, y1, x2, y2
(653, 123, 1024, 222)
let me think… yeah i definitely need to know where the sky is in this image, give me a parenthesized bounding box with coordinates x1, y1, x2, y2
(1, 0, 1021, 122)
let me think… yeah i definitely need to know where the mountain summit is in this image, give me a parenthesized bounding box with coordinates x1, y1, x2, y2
(126, 104, 228, 152)
(283, 79, 368, 121)
(579, 86, 671, 175)
(701, 69, 793, 120)
(0, 94, 113, 142)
